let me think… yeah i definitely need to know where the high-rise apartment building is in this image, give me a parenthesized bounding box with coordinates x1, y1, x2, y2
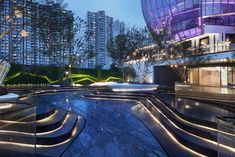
(0, 0, 73, 66)
(86, 11, 113, 69)
(113, 20, 125, 37)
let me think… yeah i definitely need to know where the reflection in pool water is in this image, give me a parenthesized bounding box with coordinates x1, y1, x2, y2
(155, 93, 235, 123)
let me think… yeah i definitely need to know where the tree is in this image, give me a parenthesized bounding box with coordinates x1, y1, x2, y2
(108, 26, 154, 82)
(35, 0, 71, 64)
(107, 34, 129, 80)
(108, 25, 211, 83)
(66, 17, 88, 66)
(118, 25, 212, 83)
(123, 66, 136, 82)
(125, 27, 155, 83)
(35, 0, 72, 84)
(35, 0, 87, 85)
(0, 2, 29, 64)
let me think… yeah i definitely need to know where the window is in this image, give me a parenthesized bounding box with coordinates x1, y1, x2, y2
(199, 67, 220, 86)
(228, 67, 235, 85)
(189, 66, 235, 87)
(225, 34, 235, 43)
(200, 37, 209, 46)
(189, 68, 199, 84)
(221, 67, 228, 86)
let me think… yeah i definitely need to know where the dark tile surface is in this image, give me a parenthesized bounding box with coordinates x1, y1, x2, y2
(34, 92, 168, 157)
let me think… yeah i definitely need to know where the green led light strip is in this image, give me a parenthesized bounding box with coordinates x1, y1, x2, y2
(4, 72, 121, 84)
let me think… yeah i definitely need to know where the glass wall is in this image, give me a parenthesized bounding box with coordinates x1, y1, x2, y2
(199, 67, 221, 86)
(228, 67, 235, 85)
(203, 0, 235, 26)
(189, 66, 235, 87)
(142, 0, 235, 40)
(221, 67, 228, 86)
(141, 0, 202, 40)
(189, 68, 199, 84)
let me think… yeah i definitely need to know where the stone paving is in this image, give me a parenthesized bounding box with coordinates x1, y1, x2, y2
(37, 92, 168, 157)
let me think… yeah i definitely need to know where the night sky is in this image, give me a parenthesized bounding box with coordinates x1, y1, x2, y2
(64, 0, 146, 28)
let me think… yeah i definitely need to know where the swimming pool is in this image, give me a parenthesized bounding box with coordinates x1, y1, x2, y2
(154, 92, 235, 123)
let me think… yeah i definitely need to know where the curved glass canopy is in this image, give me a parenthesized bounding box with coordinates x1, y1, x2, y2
(141, 0, 235, 41)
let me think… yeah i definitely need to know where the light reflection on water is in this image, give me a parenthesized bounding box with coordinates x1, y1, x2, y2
(155, 93, 235, 123)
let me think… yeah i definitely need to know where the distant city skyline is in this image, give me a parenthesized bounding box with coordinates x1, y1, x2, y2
(64, 0, 146, 28)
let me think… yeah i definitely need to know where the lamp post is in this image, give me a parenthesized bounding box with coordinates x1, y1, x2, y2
(97, 64, 103, 82)
(65, 71, 69, 86)
(68, 64, 72, 86)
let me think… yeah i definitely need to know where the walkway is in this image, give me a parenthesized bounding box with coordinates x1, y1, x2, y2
(37, 92, 168, 157)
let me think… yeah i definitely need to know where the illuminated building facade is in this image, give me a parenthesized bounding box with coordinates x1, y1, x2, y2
(141, 0, 235, 89)
(86, 11, 113, 69)
(0, 0, 73, 66)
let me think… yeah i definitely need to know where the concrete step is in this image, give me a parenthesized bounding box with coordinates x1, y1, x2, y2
(0, 104, 34, 119)
(0, 113, 85, 157)
(0, 111, 79, 145)
(0, 107, 35, 122)
(36, 116, 85, 157)
(37, 109, 67, 133)
(0, 99, 85, 157)
(0, 108, 56, 133)
(86, 92, 222, 156)
(36, 108, 56, 121)
(37, 112, 78, 145)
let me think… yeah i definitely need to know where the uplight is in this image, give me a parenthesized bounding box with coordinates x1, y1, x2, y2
(185, 105, 190, 109)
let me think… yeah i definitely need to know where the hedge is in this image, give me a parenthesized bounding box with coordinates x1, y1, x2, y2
(4, 63, 122, 85)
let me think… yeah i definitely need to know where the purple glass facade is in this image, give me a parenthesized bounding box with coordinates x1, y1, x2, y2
(141, 0, 235, 41)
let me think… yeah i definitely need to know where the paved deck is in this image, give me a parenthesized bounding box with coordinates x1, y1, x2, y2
(38, 92, 168, 157)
